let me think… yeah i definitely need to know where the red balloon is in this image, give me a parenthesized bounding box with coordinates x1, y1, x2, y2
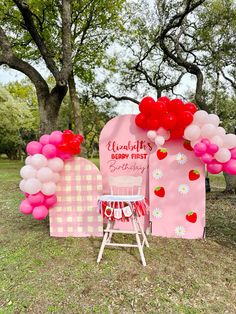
(57, 143, 69, 152)
(135, 113, 147, 129)
(152, 101, 168, 117)
(170, 127, 185, 139)
(162, 114, 177, 130)
(63, 130, 74, 142)
(157, 96, 170, 104)
(184, 102, 197, 114)
(139, 96, 156, 115)
(146, 119, 160, 130)
(168, 99, 184, 113)
(179, 111, 193, 126)
(75, 134, 84, 144)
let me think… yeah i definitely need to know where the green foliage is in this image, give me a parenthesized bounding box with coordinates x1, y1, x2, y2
(58, 94, 116, 157)
(0, 84, 38, 159)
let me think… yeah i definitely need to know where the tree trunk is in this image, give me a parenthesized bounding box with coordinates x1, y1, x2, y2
(223, 172, 236, 194)
(38, 84, 68, 134)
(68, 73, 87, 157)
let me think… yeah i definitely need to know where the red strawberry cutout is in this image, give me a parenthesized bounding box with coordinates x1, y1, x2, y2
(186, 211, 197, 223)
(189, 169, 200, 181)
(183, 140, 193, 151)
(157, 148, 168, 160)
(154, 186, 165, 197)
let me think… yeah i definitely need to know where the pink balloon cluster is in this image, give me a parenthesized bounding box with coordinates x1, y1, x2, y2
(19, 130, 83, 220)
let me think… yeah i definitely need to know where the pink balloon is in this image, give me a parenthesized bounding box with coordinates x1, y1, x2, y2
(30, 154, 48, 169)
(20, 199, 33, 215)
(32, 205, 49, 220)
(24, 178, 42, 195)
(42, 144, 57, 159)
(36, 167, 54, 183)
(201, 138, 211, 146)
(19, 179, 26, 192)
(28, 192, 45, 206)
(49, 131, 63, 145)
(44, 194, 57, 207)
(201, 153, 213, 164)
(41, 181, 57, 196)
(20, 165, 37, 179)
(222, 134, 236, 149)
(223, 159, 236, 175)
(56, 150, 73, 160)
(200, 124, 217, 138)
(194, 142, 207, 153)
(47, 157, 64, 172)
(214, 148, 231, 163)
(157, 127, 170, 140)
(52, 172, 61, 183)
(184, 125, 201, 141)
(26, 141, 43, 155)
(230, 147, 236, 159)
(206, 144, 219, 154)
(193, 110, 209, 126)
(39, 134, 50, 145)
(194, 150, 203, 157)
(207, 160, 223, 174)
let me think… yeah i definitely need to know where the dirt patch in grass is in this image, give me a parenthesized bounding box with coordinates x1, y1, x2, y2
(0, 161, 235, 313)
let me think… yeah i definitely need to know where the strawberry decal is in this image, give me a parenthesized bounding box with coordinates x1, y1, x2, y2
(186, 211, 197, 223)
(156, 148, 168, 160)
(189, 169, 200, 181)
(183, 140, 193, 151)
(154, 186, 165, 197)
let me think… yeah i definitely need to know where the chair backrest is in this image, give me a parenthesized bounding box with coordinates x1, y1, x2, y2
(108, 176, 142, 195)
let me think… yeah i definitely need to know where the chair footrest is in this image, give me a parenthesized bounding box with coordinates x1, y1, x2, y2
(105, 243, 139, 248)
(104, 229, 141, 235)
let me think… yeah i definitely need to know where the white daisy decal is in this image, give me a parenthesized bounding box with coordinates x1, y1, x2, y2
(175, 226, 185, 237)
(178, 184, 190, 194)
(176, 153, 188, 165)
(152, 168, 163, 180)
(152, 208, 163, 218)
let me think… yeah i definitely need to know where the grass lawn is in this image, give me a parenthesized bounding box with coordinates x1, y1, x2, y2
(0, 159, 235, 314)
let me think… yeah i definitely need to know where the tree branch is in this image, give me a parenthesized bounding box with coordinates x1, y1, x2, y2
(93, 92, 139, 104)
(13, 0, 60, 80)
(221, 69, 236, 90)
(61, 0, 72, 78)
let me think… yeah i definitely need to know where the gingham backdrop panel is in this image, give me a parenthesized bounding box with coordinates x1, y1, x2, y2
(49, 157, 103, 237)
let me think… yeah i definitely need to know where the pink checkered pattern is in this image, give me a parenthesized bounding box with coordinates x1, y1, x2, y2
(49, 157, 103, 237)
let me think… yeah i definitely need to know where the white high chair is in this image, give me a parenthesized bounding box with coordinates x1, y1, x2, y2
(97, 176, 149, 266)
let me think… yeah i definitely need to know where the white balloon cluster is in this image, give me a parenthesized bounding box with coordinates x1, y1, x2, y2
(147, 127, 170, 146)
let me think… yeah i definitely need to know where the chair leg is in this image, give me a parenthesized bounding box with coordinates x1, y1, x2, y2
(107, 220, 115, 243)
(97, 220, 112, 263)
(136, 215, 149, 248)
(131, 216, 146, 266)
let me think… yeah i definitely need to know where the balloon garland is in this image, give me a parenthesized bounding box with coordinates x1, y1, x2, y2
(19, 130, 83, 220)
(135, 96, 236, 175)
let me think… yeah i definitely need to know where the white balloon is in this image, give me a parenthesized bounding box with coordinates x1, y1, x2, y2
(222, 134, 236, 149)
(47, 157, 64, 172)
(19, 179, 26, 192)
(52, 172, 61, 183)
(184, 125, 201, 141)
(25, 156, 32, 165)
(36, 167, 54, 183)
(156, 127, 170, 140)
(24, 178, 42, 195)
(41, 181, 57, 196)
(207, 114, 220, 127)
(30, 154, 48, 169)
(20, 165, 37, 179)
(211, 135, 224, 147)
(200, 124, 217, 138)
(214, 148, 231, 163)
(154, 135, 165, 146)
(193, 110, 209, 126)
(147, 130, 157, 141)
(217, 127, 226, 137)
